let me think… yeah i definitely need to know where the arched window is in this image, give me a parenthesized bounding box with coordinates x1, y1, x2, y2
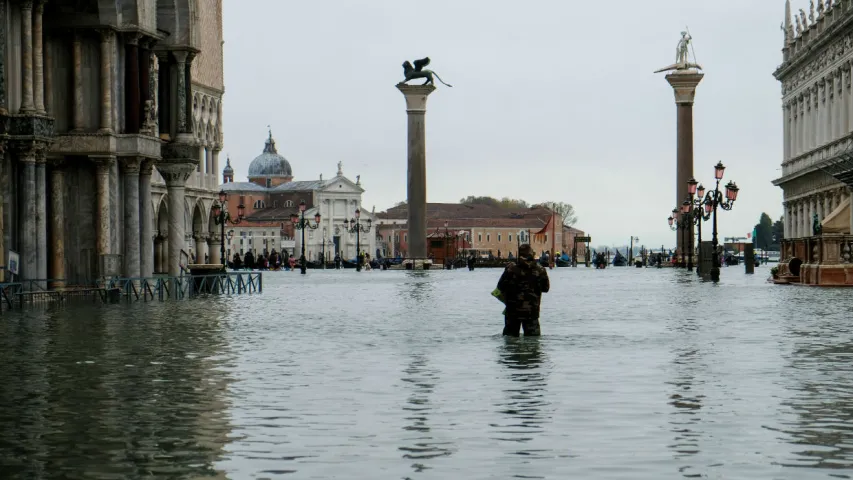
(285, 200, 294, 207)
(254, 200, 265, 209)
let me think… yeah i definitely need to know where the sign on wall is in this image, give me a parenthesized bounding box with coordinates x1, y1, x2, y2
(7, 250, 19, 276)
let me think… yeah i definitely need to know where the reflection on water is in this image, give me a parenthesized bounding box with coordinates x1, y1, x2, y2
(493, 337, 551, 462)
(398, 354, 454, 473)
(0, 304, 234, 479)
(3, 268, 853, 478)
(776, 314, 853, 472)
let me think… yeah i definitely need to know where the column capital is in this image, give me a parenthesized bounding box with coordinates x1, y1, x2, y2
(124, 32, 141, 46)
(12, 141, 38, 161)
(122, 157, 142, 174)
(156, 162, 196, 187)
(396, 84, 436, 111)
(48, 157, 65, 169)
(140, 158, 155, 175)
(664, 71, 704, 105)
(90, 155, 116, 173)
(97, 28, 115, 41)
(208, 232, 223, 244)
(172, 50, 188, 64)
(20, 0, 33, 11)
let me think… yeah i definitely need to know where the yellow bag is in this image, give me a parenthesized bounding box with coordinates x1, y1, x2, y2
(491, 288, 506, 315)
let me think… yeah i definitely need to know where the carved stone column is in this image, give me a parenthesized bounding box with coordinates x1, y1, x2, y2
(173, 51, 190, 137)
(836, 70, 844, 140)
(33, 0, 44, 114)
(98, 30, 114, 133)
(50, 158, 65, 287)
(157, 163, 195, 276)
(35, 150, 46, 282)
(72, 33, 83, 131)
(799, 95, 806, 156)
(91, 156, 114, 258)
(194, 233, 209, 264)
(123, 158, 141, 278)
(812, 85, 819, 149)
(43, 30, 51, 115)
(783, 103, 790, 161)
(0, 0, 7, 114)
(792, 100, 799, 157)
(139, 159, 154, 277)
(139, 38, 151, 128)
(20, 1, 34, 113)
(213, 147, 221, 183)
(16, 145, 37, 279)
(125, 34, 141, 134)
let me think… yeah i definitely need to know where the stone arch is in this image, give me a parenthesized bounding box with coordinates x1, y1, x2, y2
(156, 0, 195, 47)
(156, 195, 169, 235)
(191, 199, 206, 234)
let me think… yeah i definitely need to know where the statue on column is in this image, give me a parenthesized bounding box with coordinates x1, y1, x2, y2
(398, 57, 453, 87)
(654, 31, 703, 73)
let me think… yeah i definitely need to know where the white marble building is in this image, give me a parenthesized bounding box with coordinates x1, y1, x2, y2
(220, 133, 375, 263)
(774, 0, 853, 238)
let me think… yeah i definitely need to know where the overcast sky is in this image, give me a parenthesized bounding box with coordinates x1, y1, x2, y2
(221, 0, 790, 248)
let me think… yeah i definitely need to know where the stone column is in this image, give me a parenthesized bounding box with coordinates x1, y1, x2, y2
(836, 70, 844, 140)
(396, 84, 436, 259)
(792, 100, 799, 157)
(124, 34, 140, 133)
(799, 95, 806, 155)
(172, 51, 191, 139)
(139, 39, 151, 130)
(208, 233, 222, 265)
(50, 159, 65, 287)
(139, 160, 154, 278)
(123, 158, 141, 278)
(71, 33, 83, 131)
(19, 1, 34, 113)
(813, 85, 820, 149)
(195, 233, 209, 263)
(92, 156, 114, 258)
(213, 147, 221, 184)
(17, 146, 37, 280)
(157, 163, 195, 276)
(98, 29, 113, 133)
(44, 32, 52, 116)
(35, 151, 46, 282)
(33, 0, 44, 114)
(205, 148, 213, 178)
(0, 0, 7, 114)
(663, 71, 703, 260)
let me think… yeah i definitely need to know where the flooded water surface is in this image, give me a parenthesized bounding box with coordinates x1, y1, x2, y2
(1, 266, 852, 479)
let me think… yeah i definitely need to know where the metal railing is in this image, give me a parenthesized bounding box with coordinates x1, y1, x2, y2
(0, 272, 262, 312)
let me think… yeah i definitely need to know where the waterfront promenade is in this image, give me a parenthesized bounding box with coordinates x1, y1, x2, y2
(0, 266, 850, 479)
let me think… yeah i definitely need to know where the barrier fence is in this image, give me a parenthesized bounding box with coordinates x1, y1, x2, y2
(0, 272, 262, 312)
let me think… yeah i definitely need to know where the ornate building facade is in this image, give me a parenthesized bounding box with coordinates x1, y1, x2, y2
(0, 0, 225, 283)
(774, 0, 853, 239)
(220, 132, 375, 262)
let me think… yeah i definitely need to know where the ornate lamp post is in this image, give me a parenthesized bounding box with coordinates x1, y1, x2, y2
(707, 161, 739, 282)
(343, 208, 372, 272)
(686, 178, 713, 276)
(290, 200, 321, 275)
(212, 189, 244, 268)
(667, 202, 691, 268)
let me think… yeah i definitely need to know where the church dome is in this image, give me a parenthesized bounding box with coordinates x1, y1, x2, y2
(247, 131, 292, 178)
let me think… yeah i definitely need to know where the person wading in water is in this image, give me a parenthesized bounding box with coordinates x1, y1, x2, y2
(495, 244, 550, 337)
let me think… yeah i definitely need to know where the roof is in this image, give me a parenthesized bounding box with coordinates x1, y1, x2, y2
(376, 203, 556, 230)
(220, 181, 267, 192)
(247, 131, 293, 178)
(272, 180, 328, 191)
(245, 206, 300, 221)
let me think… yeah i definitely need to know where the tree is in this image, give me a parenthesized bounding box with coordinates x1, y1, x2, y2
(753, 212, 774, 249)
(544, 201, 577, 226)
(460, 196, 529, 209)
(771, 216, 784, 250)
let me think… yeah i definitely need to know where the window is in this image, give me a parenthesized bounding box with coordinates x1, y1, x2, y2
(478, 233, 482, 243)
(404, 234, 408, 243)
(498, 233, 501, 242)
(509, 234, 513, 242)
(545, 234, 548, 242)
(285, 200, 294, 207)
(254, 200, 265, 209)
(266, 178, 272, 188)
(487, 234, 490, 242)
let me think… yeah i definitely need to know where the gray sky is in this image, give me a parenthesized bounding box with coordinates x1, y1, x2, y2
(221, 0, 787, 248)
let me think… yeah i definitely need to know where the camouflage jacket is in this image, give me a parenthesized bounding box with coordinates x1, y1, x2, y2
(496, 257, 550, 317)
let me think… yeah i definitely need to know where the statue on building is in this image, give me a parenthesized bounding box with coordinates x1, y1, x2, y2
(398, 57, 453, 87)
(809, 1, 815, 23)
(796, 15, 803, 36)
(800, 9, 808, 29)
(141, 99, 158, 136)
(654, 31, 703, 73)
(813, 213, 823, 235)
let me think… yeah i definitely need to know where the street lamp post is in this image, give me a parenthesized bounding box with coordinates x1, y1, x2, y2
(686, 178, 713, 276)
(343, 208, 372, 272)
(708, 161, 739, 282)
(322, 227, 327, 269)
(212, 189, 245, 269)
(290, 200, 321, 275)
(667, 202, 691, 269)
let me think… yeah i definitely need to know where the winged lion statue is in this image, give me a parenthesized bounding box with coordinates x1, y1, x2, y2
(397, 57, 452, 87)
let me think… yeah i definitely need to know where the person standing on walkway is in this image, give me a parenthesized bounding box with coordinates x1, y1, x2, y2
(496, 244, 550, 337)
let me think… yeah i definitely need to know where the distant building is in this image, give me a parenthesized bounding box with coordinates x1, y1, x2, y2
(375, 203, 580, 260)
(220, 132, 374, 261)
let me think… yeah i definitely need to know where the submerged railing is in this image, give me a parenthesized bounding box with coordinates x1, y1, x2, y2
(0, 272, 262, 312)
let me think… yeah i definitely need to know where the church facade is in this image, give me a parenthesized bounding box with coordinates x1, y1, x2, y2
(220, 132, 375, 262)
(0, 0, 224, 284)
